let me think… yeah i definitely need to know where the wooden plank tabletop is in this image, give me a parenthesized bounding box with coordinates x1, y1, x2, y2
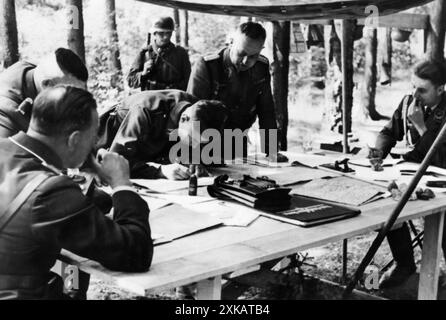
(61, 179, 446, 296)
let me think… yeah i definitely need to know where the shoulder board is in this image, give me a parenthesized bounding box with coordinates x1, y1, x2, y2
(257, 55, 269, 64)
(203, 53, 220, 62)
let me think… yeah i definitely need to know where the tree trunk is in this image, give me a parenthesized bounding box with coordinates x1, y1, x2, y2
(0, 0, 19, 69)
(339, 19, 355, 142)
(324, 22, 343, 133)
(173, 8, 181, 45)
(180, 10, 188, 48)
(379, 28, 392, 86)
(361, 27, 389, 121)
(271, 21, 290, 151)
(104, 0, 122, 72)
(426, 0, 446, 61)
(67, 0, 85, 63)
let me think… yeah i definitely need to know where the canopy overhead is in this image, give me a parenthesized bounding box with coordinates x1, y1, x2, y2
(135, 0, 433, 20)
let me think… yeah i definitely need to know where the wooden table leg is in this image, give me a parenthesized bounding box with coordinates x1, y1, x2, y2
(197, 276, 222, 300)
(418, 211, 445, 300)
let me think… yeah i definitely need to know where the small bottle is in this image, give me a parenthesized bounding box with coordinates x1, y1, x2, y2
(188, 165, 198, 196)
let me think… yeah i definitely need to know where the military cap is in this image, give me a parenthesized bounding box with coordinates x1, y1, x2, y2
(151, 16, 175, 33)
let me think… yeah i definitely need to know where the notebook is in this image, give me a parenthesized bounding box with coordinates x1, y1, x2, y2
(261, 194, 361, 227)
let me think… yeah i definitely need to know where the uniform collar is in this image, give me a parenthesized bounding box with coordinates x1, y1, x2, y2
(166, 101, 192, 133)
(11, 131, 64, 170)
(151, 41, 174, 54)
(223, 47, 237, 76)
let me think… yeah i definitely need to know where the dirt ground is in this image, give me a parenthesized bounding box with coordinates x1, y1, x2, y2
(88, 74, 446, 300)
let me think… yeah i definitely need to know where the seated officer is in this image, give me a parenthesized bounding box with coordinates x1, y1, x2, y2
(97, 89, 228, 180)
(0, 48, 88, 138)
(187, 21, 286, 161)
(0, 86, 153, 300)
(127, 16, 191, 91)
(374, 59, 446, 288)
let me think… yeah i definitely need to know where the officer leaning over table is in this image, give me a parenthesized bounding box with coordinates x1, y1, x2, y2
(96, 89, 229, 181)
(187, 21, 287, 162)
(0, 86, 153, 300)
(374, 59, 446, 289)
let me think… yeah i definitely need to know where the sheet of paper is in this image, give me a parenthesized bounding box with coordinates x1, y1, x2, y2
(150, 204, 222, 246)
(291, 176, 387, 206)
(283, 152, 345, 168)
(132, 177, 215, 193)
(139, 195, 172, 211)
(143, 193, 215, 205)
(256, 165, 340, 186)
(184, 201, 260, 227)
(349, 158, 405, 167)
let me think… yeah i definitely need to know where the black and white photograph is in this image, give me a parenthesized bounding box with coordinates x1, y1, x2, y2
(1, 0, 446, 313)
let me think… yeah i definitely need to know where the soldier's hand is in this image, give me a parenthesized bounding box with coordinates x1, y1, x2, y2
(142, 60, 155, 76)
(92, 149, 132, 189)
(159, 163, 191, 180)
(407, 98, 427, 136)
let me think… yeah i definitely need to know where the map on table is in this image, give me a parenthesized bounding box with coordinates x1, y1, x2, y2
(291, 176, 389, 206)
(150, 204, 222, 245)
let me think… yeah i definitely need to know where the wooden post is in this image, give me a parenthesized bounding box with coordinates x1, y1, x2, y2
(67, 0, 86, 63)
(362, 27, 378, 121)
(271, 21, 290, 151)
(0, 0, 19, 69)
(104, 0, 122, 73)
(173, 8, 181, 45)
(339, 19, 355, 153)
(180, 10, 189, 49)
(426, 0, 446, 61)
(418, 212, 444, 300)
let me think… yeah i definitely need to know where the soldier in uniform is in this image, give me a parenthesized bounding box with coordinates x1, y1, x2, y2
(0, 86, 153, 300)
(374, 59, 446, 288)
(97, 89, 228, 180)
(127, 17, 191, 91)
(187, 22, 286, 161)
(0, 48, 88, 138)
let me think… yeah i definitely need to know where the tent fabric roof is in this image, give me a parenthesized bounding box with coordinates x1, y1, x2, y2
(135, 0, 433, 20)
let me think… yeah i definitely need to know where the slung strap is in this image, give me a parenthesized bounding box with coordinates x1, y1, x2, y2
(0, 173, 50, 233)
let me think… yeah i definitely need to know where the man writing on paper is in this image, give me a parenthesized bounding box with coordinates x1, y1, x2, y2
(0, 86, 153, 299)
(374, 59, 446, 288)
(97, 90, 228, 180)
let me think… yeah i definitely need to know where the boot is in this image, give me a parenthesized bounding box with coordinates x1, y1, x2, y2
(379, 223, 416, 289)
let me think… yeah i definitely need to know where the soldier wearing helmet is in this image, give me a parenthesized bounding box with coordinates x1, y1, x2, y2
(127, 16, 191, 92)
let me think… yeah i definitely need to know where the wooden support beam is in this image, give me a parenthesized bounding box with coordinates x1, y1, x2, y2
(271, 21, 290, 151)
(301, 13, 429, 30)
(339, 19, 355, 152)
(196, 276, 222, 300)
(426, 0, 446, 61)
(418, 212, 444, 300)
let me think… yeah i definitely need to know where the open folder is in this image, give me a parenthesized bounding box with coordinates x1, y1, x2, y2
(261, 195, 361, 227)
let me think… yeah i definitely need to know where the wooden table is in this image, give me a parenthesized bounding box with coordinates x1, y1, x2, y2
(60, 162, 445, 300)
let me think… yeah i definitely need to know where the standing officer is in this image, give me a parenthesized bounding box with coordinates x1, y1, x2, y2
(127, 16, 191, 91)
(0, 86, 153, 299)
(0, 48, 88, 138)
(374, 59, 446, 288)
(187, 22, 285, 161)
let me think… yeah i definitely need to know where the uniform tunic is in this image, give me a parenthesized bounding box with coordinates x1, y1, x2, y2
(127, 42, 191, 91)
(376, 93, 446, 168)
